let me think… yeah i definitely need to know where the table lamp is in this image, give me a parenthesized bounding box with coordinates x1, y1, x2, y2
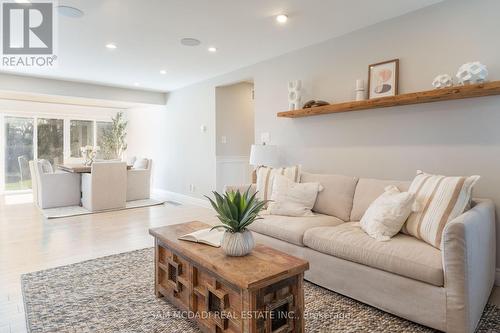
(249, 144, 279, 183)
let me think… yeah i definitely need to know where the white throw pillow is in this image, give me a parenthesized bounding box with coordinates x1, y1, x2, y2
(267, 175, 323, 217)
(133, 158, 148, 169)
(256, 165, 301, 207)
(360, 185, 415, 241)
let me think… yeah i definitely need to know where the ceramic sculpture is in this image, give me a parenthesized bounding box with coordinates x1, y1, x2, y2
(288, 80, 302, 110)
(432, 74, 453, 89)
(456, 62, 488, 85)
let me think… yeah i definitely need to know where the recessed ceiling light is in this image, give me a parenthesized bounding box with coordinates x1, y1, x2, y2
(180, 38, 201, 46)
(133, 82, 140, 87)
(160, 70, 167, 75)
(208, 47, 217, 53)
(57, 5, 84, 18)
(276, 14, 288, 23)
(105, 43, 117, 49)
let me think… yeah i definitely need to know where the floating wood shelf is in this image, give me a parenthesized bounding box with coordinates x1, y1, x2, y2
(277, 81, 500, 118)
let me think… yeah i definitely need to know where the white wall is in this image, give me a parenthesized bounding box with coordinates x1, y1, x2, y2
(127, 83, 216, 199)
(126, 0, 500, 264)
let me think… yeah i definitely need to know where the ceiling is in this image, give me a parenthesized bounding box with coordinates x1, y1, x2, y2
(1, 0, 443, 92)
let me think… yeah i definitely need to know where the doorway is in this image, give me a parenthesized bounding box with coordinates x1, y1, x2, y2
(215, 81, 255, 192)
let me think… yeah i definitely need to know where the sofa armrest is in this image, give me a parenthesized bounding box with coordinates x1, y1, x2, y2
(442, 199, 496, 333)
(223, 184, 256, 195)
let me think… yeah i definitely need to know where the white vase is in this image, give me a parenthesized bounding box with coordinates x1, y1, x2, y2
(221, 230, 255, 256)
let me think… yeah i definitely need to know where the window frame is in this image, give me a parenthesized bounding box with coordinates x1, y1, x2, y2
(0, 111, 112, 194)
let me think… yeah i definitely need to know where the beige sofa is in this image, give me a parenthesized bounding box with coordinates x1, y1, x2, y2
(226, 172, 496, 333)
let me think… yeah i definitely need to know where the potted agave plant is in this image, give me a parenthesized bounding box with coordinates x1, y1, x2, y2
(206, 188, 267, 257)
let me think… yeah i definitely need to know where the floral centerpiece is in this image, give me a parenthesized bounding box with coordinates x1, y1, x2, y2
(81, 145, 100, 166)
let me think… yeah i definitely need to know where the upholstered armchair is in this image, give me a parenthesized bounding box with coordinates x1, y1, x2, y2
(29, 160, 81, 209)
(81, 161, 127, 211)
(126, 158, 152, 201)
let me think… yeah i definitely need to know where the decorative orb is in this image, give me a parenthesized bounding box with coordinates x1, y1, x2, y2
(456, 62, 488, 85)
(432, 74, 453, 89)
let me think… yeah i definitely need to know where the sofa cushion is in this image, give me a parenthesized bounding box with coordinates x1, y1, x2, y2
(303, 222, 443, 286)
(360, 185, 415, 241)
(248, 213, 344, 246)
(256, 165, 301, 204)
(301, 172, 358, 221)
(268, 175, 323, 217)
(350, 178, 411, 221)
(403, 170, 480, 249)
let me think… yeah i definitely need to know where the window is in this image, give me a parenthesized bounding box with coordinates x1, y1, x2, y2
(5, 116, 34, 190)
(2, 115, 113, 192)
(70, 120, 94, 158)
(37, 118, 64, 166)
(96, 121, 113, 159)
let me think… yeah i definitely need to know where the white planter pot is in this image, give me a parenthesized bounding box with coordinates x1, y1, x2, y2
(221, 230, 255, 257)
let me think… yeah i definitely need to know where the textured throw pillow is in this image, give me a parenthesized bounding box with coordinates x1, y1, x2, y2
(255, 165, 301, 204)
(403, 170, 480, 248)
(267, 175, 323, 217)
(360, 185, 415, 241)
(133, 158, 149, 169)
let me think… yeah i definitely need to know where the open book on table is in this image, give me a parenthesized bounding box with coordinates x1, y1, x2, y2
(178, 228, 223, 247)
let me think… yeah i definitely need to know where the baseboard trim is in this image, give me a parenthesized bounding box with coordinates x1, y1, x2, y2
(152, 189, 211, 208)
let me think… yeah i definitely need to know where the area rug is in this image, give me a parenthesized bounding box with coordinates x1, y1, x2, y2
(21, 248, 500, 333)
(42, 199, 166, 219)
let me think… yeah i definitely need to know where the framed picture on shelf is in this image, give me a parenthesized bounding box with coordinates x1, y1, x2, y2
(368, 59, 399, 99)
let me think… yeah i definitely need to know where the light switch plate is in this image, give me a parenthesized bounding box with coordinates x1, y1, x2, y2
(221, 136, 227, 144)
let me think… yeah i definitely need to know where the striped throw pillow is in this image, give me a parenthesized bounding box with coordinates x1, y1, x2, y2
(403, 170, 480, 248)
(255, 165, 301, 204)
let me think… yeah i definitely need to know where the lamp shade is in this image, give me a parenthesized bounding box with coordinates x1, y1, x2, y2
(249, 144, 279, 167)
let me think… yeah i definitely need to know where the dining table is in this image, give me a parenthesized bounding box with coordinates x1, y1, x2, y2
(57, 163, 132, 173)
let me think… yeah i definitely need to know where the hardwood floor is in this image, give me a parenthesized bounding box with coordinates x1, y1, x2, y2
(1, 193, 499, 333)
(0, 193, 217, 333)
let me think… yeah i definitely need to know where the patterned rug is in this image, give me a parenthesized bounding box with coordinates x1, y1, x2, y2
(21, 248, 500, 332)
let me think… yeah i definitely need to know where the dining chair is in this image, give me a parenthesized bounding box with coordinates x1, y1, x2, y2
(81, 161, 127, 212)
(126, 158, 152, 201)
(29, 160, 81, 209)
(18, 155, 30, 183)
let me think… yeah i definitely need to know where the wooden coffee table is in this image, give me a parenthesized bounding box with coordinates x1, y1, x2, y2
(149, 221, 309, 333)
